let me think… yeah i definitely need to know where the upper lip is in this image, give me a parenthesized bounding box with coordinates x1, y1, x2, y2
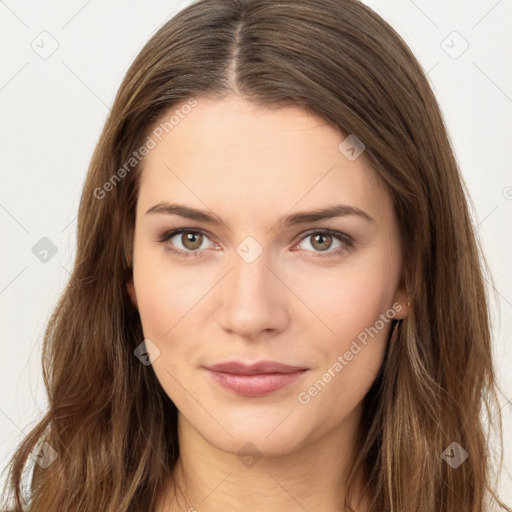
(204, 360, 308, 375)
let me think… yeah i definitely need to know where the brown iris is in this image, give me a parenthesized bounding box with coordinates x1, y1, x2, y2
(181, 231, 203, 250)
(310, 232, 333, 251)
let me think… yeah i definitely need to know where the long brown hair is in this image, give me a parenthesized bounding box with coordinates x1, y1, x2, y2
(1, 0, 510, 510)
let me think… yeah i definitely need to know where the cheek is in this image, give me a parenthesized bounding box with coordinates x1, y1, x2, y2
(295, 282, 392, 436)
(133, 246, 208, 341)
(132, 250, 205, 405)
(292, 255, 397, 407)
(292, 256, 399, 345)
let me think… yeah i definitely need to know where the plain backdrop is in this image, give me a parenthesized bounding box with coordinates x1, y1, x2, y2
(1, 0, 511, 504)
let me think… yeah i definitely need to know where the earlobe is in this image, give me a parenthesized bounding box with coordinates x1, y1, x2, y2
(398, 300, 411, 320)
(127, 277, 138, 309)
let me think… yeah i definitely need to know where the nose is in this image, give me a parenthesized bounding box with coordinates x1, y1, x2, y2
(215, 246, 290, 340)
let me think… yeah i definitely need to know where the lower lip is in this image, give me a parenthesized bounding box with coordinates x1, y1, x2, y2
(205, 369, 308, 396)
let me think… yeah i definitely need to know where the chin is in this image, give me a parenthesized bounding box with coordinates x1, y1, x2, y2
(189, 408, 310, 459)
(205, 429, 303, 459)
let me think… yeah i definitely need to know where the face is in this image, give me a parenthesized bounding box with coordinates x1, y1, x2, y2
(127, 95, 408, 457)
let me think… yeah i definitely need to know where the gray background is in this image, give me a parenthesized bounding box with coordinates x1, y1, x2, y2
(1, 0, 511, 504)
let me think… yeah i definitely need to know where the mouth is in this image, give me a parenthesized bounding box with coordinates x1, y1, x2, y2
(203, 360, 309, 396)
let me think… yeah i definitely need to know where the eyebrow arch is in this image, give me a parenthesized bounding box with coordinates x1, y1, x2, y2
(145, 202, 375, 227)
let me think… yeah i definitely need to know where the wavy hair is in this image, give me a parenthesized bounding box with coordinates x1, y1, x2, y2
(1, 0, 510, 510)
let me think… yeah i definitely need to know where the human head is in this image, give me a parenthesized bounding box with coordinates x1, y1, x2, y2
(3, 1, 506, 511)
(127, 90, 408, 472)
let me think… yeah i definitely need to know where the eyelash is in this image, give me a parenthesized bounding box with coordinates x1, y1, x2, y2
(156, 228, 354, 259)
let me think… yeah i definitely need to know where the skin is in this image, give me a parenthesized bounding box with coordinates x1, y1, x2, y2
(127, 94, 409, 512)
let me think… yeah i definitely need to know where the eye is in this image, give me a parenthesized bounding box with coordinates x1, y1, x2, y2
(157, 229, 217, 258)
(293, 229, 353, 258)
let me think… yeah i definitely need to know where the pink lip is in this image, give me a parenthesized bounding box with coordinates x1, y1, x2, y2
(203, 360, 309, 396)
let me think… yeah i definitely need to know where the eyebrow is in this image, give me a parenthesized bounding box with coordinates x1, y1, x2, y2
(145, 202, 375, 227)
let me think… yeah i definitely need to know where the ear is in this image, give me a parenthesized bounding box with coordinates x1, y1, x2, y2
(391, 288, 410, 320)
(127, 277, 138, 309)
(391, 272, 410, 320)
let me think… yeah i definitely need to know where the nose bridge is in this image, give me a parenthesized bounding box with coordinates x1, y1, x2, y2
(217, 237, 286, 337)
(229, 240, 275, 304)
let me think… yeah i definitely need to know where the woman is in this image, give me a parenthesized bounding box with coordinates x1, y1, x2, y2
(1, 0, 510, 510)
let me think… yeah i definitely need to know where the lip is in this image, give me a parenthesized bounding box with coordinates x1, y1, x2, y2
(205, 360, 308, 375)
(203, 360, 309, 396)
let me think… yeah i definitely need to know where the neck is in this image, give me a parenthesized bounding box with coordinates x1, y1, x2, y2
(157, 404, 371, 512)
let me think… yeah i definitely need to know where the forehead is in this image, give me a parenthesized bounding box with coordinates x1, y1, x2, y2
(137, 95, 391, 225)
